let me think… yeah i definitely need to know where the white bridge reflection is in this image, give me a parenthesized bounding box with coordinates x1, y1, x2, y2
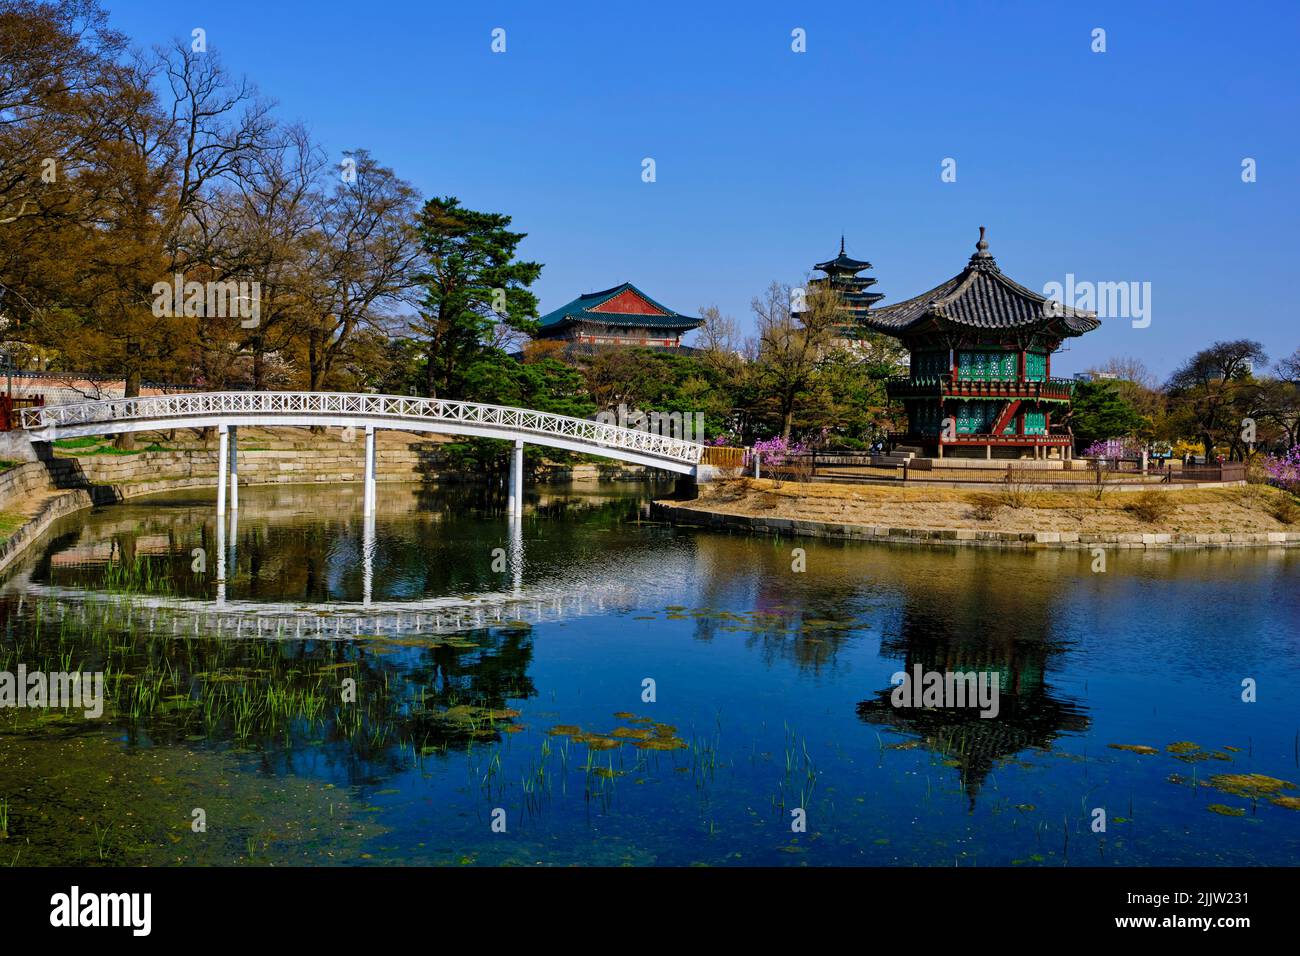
(11, 573, 646, 640)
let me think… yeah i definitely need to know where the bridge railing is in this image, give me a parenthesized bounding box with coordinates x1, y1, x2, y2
(19, 391, 705, 464)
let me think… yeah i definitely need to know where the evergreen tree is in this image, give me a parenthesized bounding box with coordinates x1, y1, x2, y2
(412, 197, 541, 399)
(1068, 380, 1148, 448)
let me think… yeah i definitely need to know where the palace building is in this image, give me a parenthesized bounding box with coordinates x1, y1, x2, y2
(532, 282, 702, 349)
(860, 228, 1100, 460)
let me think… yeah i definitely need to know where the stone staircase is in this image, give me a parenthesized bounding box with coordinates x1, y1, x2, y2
(871, 444, 926, 467)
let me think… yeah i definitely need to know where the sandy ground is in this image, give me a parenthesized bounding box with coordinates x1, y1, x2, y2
(676, 478, 1299, 535)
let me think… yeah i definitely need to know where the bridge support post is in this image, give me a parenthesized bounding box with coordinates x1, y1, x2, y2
(363, 425, 376, 517)
(216, 508, 227, 603)
(507, 440, 524, 516)
(229, 425, 239, 510)
(217, 425, 229, 516)
(362, 511, 375, 606)
(508, 514, 523, 594)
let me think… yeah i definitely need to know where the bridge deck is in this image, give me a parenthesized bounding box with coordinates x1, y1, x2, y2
(20, 391, 705, 474)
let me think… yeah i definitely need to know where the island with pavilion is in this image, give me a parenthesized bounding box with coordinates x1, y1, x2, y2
(531, 281, 702, 350)
(859, 228, 1100, 461)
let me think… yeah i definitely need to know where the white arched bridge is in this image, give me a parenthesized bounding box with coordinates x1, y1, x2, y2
(19, 391, 712, 516)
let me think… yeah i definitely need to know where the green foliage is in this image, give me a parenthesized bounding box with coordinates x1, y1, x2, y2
(794, 343, 906, 446)
(0, 510, 26, 539)
(412, 196, 542, 399)
(1070, 380, 1147, 447)
(431, 354, 598, 472)
(467, 354, 594, 419)
(1164, 339, 1269, 459)
(55, 440, 169, 456)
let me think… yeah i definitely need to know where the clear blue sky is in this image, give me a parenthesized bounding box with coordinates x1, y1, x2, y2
(108, 0, 1299, 379)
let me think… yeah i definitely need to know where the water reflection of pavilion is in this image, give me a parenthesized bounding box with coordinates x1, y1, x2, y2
(856, 571, 1089, 803)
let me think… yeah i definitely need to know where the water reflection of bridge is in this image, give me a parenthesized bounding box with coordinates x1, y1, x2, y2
(7, 502, 672, 637)
(11, 570, 648, 640)
(8, 480, 695, 640)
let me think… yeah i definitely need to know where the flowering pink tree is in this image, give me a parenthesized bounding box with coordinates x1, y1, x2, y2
(1083, 437, 1144, 460)
(1264, 445, 1300, 493)
(750, 435, 808, 463)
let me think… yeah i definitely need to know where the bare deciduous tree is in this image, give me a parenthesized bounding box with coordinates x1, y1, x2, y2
(752, 280, 840, 439)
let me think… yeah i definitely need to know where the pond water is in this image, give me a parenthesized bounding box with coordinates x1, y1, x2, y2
(1, 482, 1298, 866)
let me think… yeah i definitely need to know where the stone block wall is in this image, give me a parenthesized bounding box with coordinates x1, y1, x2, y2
(0, 461, 54, 511)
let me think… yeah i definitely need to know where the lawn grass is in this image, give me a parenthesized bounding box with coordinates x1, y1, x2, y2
(54, 436, 170, 456)
(0, 510, 28, 541)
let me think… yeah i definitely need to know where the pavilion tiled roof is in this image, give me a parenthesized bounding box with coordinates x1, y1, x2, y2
(536, 282, 702, 333)
(860, 228, 1100, 338)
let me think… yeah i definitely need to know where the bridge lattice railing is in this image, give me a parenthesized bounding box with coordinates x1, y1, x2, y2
(19, 391, 705, 464)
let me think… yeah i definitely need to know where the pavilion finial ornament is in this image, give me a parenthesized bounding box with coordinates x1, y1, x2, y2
(968, 225, 997, 269)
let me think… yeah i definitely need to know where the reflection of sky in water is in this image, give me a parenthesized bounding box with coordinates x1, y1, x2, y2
(6, 483, 1300, 866)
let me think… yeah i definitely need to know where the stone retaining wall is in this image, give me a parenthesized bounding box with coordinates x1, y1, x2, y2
(0, 461, 56, 511)
(653, 502, 1300, 550)
(66, 445, 414, 486)
(58, 446, 651, 487)
(0, 488, 95, 573)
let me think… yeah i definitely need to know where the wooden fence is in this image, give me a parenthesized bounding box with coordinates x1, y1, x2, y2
(0, 395, 44, 432)
(759, 452, 1248, 486)
(701, 445, 745, 469)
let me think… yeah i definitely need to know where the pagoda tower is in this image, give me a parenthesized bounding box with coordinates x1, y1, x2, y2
(860, 228, 1100, 461)
(802, 237, 885, 338)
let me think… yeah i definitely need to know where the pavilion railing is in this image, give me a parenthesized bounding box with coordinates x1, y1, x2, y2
(886, 431, 1072, 446)
(19, 391, 705, 465)
(886, 375, 1076, 401)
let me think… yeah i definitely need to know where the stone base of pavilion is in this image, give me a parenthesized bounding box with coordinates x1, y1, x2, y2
(876, 438, 1074, 469)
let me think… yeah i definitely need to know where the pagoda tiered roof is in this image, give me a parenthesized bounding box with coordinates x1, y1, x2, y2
(815, 236, 875, 274)
(808, 237, 885, 328)
(860, 228, 1099, 339)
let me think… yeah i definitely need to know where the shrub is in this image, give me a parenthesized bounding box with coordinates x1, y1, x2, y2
(969, 493, 1000, 521)
(1089, 459, 1113, 501)
(1237, 482, 1266, 510)
(1270, 494, 1300, 525)
(1000, 467, 1032, 508)
(1123, 490, 1175, 524)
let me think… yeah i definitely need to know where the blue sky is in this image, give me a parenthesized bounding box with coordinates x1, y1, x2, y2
(107, 0, 1299, 378)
